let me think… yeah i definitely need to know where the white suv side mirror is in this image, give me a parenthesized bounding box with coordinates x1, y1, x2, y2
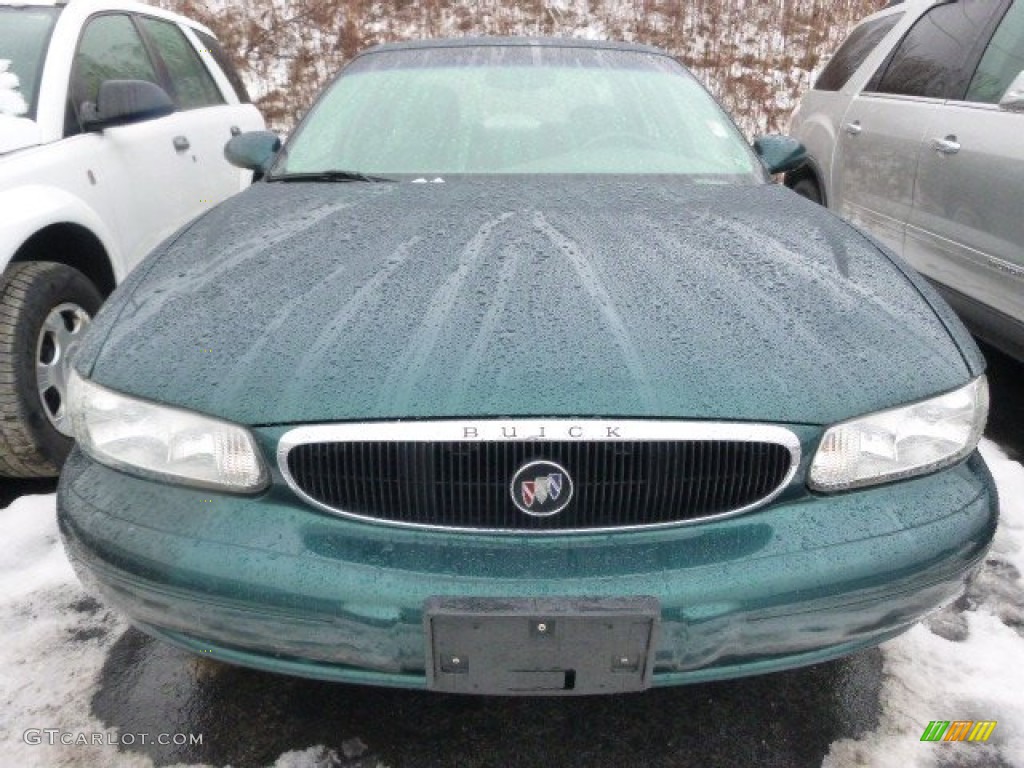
(998, 70, 1024, 112)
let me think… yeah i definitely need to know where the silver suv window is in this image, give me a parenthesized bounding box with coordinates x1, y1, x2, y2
(966, 0, 1024, 103)
(869, 0, 1006, 99)
(814, 13, 903, 91)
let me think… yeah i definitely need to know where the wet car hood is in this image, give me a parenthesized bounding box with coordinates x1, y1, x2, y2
(80, 179, 974, 427)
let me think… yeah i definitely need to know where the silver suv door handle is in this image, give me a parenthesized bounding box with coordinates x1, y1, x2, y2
(173, 135, 191, 152)
(931, 136, 961, 155)
(844, 121, 862, 136)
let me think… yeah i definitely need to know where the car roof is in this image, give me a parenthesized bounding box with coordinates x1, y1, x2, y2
(0, 0, 216, 36)
(360, 36, 670, 58)
(861, 0, 943, 24)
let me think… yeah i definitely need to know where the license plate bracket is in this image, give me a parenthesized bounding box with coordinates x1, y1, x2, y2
(424, 597, 659, 695)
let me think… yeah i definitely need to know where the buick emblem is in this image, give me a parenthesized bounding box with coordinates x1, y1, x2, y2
(510, 460, 574, 517)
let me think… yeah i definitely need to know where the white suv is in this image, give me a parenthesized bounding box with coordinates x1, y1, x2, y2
(0, 0, 264, 477)
(787, 0, 1024, 362)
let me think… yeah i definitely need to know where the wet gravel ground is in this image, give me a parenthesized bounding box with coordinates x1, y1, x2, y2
(2, 343, 1021, 767)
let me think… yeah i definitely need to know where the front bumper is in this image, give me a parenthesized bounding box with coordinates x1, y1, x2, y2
(58, 447, 997, 691)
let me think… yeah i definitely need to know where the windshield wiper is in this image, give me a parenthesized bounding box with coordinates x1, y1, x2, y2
(267, 170, 396, 183)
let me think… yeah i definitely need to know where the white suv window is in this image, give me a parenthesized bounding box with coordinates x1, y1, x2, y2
(0, 6, 60, 118)
(966, 0, 1024, 103)
(195, 29, 252, 104)
(66, 14, 161, 136)
(137, 16, 224, 110)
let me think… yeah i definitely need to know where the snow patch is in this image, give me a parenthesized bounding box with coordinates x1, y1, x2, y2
(0, 494, 138, 766)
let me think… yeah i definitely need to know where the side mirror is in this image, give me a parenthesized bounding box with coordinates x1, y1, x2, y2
(81, 80, 174, 131)
(224, 130, 281, 173)
(999, 70, 1024, 113)
(753, 134, 807, 175)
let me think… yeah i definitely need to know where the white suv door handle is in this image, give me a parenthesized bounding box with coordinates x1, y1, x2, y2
(173, 135, 191, 152)
(931, 135, 961, 155)
(844, 121, 862, 136)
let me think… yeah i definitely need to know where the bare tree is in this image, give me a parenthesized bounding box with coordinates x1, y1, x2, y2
(158, 0, 886, 134)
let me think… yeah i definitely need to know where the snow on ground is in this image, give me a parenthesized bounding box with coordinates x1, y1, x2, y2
(0, 493, 144, 767)
(1, 440, 1022, 767)
(825, 441, 1024, 768)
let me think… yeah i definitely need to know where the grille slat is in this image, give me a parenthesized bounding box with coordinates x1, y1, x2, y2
(285, 437, 795, 532)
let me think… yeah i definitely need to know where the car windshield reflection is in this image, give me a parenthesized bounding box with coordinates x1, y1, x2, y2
(272, 44, 764, 181)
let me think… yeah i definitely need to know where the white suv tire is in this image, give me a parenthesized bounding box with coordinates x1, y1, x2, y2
(0, 262, 102, 476)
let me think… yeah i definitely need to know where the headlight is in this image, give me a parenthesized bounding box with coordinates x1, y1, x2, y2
(808, 376, 988, 493)
(68, 370, 269, 493)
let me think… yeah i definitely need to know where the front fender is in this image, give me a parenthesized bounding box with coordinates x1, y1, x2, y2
(791, 111, 841, 200)
(0, 184, 122, 276)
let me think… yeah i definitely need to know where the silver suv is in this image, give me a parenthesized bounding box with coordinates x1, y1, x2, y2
(787, 0, 1024, 361)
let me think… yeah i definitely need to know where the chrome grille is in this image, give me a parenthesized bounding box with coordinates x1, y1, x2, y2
(279, 421, 801, 533)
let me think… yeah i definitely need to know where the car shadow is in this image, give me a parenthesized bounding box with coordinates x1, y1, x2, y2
(980, 342, 1024, 462)
(0, 477, 57, 509)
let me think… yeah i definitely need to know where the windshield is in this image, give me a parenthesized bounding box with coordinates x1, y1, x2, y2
(0, 7, 60, 118)
(274, 44, 762, 181)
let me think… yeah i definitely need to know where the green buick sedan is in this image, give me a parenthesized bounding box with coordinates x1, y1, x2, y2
(57, 38, 997, 695)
